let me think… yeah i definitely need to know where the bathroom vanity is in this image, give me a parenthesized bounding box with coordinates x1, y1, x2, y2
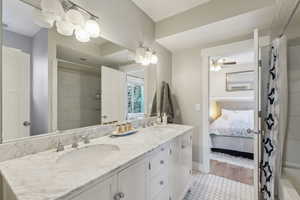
(0, 124, 193, 200)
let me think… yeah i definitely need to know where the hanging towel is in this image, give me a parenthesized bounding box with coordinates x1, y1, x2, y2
(150, 92, 157, 117)
(160, 81, 174, 123)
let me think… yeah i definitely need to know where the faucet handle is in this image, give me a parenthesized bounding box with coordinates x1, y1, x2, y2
(80, 135, 90, 144)
(71, 136, 79, 148)
(56, 141, 65, 152)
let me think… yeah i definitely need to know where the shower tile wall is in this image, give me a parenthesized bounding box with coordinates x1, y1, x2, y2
(58, 66, 101, 130)
(286, 45, 300, 166)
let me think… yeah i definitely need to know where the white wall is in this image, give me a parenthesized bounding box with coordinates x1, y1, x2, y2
(209, 66, 255, 99)
(172, 47, 203, 163)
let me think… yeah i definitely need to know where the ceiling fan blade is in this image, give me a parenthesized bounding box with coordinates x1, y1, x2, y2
(222, 61, 237, 65)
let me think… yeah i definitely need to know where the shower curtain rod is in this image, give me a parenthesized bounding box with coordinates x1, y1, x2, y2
(279, 0, 300, 37)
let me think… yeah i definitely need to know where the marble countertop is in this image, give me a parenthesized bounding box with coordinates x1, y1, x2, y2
(0, 124, 193, 200)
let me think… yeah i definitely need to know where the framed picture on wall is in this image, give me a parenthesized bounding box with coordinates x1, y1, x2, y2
(226, 70, 255, 91)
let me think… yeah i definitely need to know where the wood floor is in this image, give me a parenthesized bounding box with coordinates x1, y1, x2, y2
(210, 159, 254, 185)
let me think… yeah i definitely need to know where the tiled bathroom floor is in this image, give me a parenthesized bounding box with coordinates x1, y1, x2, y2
(183, 174, 254, 200)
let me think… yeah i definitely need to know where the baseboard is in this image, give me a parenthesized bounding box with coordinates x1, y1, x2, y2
(193, 162, 205, 172)
(284, 161, 300, 170)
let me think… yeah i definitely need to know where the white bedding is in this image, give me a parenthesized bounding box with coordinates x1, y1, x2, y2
(209, 108, 254, 153)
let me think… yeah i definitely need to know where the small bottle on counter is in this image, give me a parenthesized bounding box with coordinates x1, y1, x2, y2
(116, 125, 122, 134)
(126, 123, 132, 131)
(162, 113, 168, 125)
(156, 116, 162, 124)
(121, 124, 127, 133)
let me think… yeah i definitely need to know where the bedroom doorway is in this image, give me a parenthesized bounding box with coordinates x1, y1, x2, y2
(208, 54, 255, 185)
(199, 31, 268, 200)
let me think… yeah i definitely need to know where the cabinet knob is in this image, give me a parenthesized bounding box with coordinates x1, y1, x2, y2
(181, 144, 186, 149)
(160, 160, 164, 165)
(114, 192, 125, 200)
(160, 180, 164, 185)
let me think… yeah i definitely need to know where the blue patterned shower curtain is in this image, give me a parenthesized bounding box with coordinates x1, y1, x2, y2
(261, 36, 288, 200)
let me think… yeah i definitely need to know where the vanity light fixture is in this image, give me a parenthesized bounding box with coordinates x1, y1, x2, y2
(32, 0, 100, 43)
(135, 44, 158, 66)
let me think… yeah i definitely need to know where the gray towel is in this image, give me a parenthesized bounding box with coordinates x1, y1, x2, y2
(160, 81, 174, 123)
(150, 92, 157, 117)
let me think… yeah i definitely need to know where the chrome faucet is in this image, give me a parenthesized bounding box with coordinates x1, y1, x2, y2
(56, 141, 65, 152)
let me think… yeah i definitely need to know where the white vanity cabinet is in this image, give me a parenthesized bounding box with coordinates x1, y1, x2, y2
(168, 131, 193, 200)
(178, 132, 193, 199)
(117, 159, 149, 200)
(69, 130, 193, 200)
(71, 176, 117, 200)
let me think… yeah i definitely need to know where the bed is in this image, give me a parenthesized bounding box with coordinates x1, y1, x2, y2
(209, 100, 255, 159)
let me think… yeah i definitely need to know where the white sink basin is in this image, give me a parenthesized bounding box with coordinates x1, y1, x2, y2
(56, 144, 120, 167)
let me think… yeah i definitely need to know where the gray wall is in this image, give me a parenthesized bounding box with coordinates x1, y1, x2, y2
(31, 29, 49, 135)
(72, 0, 172, 85)
(284, 44, 300, 166)
(2, 30, 32, 54)
(172, 47, 203, 163)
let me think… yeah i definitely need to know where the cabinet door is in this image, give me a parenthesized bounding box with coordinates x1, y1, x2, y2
(169, 139, 180, 200)
(71, 176, 116, 200)
(118, 159, 148, 200)
(178, 132, 193, 198)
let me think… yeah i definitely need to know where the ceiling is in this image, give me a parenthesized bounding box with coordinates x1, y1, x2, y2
(157, 6, 275, 52)
(131, 0, 211, 22)
(57, 45, 134, 67)
(3, 0, 41, 37)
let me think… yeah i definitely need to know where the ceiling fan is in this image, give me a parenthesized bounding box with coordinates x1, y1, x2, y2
(210, 57, 237, 71)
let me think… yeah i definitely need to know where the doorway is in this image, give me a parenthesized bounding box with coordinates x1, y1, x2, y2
(208, 54, 255, 185)
(197, 34, 270, 200)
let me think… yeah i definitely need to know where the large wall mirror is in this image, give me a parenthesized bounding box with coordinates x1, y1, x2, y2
(1, 0, 158, 142)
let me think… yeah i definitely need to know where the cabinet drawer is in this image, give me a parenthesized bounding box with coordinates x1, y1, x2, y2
(150, 171, 168, 199)
(152, 187, 169, 200)
(149, 144, 169, 176)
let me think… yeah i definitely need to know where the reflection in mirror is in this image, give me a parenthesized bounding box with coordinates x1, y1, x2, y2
(2, 0, 157, 142)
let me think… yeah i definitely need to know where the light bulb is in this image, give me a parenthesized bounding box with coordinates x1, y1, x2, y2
(75, 28, 90, 42)
(151, 52, 158, 64)
(135, 46, 146, 64)
(141, 50, 152, 66)
(141, 58, 150, 66)
(84, 20, 100, 38)
(56, 20, 75, 36)
(66, 9, 85, 28)
(33, 8, 54, 28)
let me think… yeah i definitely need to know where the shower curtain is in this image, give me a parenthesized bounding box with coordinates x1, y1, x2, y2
(261, 35, 288, 200)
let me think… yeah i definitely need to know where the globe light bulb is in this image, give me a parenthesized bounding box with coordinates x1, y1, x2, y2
(84, 19, 100, 38)
(75, 28, 90, 42)
(56, 20, 75, 36)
